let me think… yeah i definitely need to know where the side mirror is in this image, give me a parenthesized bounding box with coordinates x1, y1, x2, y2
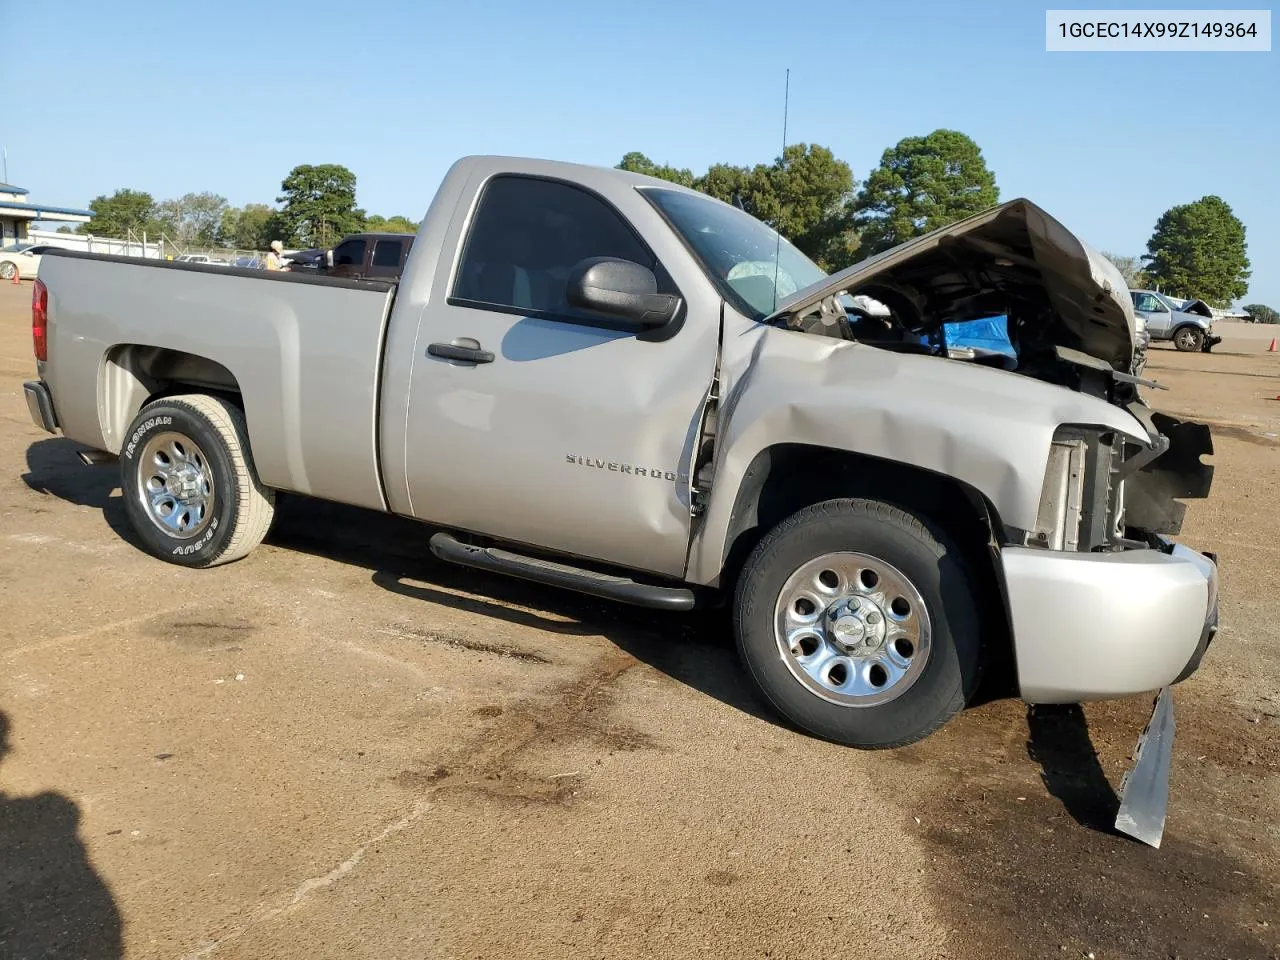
(566, 257, 680, 330)
(324, 249, 334, 269)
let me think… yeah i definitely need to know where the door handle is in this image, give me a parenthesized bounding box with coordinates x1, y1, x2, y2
(427, 341, 495, 364)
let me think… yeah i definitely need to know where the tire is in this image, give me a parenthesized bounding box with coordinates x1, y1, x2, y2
(733, 498, 984, 749)
(1173, 326, 1204, 352)
(119, 394, 275, 568)
(0, 261, 16, 281)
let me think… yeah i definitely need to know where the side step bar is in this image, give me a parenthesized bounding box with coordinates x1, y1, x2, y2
(428, 532, 697, 611)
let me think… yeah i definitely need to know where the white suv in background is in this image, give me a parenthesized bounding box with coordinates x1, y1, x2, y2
(1130, 289, 1222, 353)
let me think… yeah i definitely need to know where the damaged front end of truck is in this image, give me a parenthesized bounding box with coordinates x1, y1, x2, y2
(763, 196, 1216, 551)
(759, 198, 1219, 846)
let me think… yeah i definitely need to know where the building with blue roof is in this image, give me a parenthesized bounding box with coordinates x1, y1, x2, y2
(0, 183, 91, 248)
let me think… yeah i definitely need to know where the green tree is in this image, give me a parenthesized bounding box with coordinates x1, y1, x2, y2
(257, 210, 293, 248)
(616, 151, 696, 187)
(1102, 252, 1149, 289)
(694, 162, 752, 207)
(1142, 196, 1250, 307)
(56, 225, 77, 235)
(616, 145, 858, 270)
(693, 146, 857, 271)
(366, 214, 419, 233)
(218, 203, 278, 249)
(852, 129, 999, 257)
(83, 188, 161, 239)
(1243, 303, 1279, 324)
(277, 164, 366, 247)
(753, 144, 857, 270)
(154, 191, 228, 247)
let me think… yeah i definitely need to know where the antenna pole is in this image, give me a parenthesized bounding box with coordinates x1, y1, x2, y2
(780, 68, 790, 161)
(773, 68, 790, 311)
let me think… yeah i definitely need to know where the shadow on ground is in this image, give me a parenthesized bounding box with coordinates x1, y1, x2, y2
(269, 494, 780, 728)
(1026, 703, 1120, 832)
(21, 439, 1123, 824)
(0, 711, 123, 959)
(21, 438, 140, 549)
(900, 694, 1280, 959)
(18, 437, 770, 725)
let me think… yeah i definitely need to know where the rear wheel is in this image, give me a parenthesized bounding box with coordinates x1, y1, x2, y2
(0, 261, 16, 281)
(120, 394, 275, 567)
(1173, 326, 1204, 352)
(733, 498, 984, 748)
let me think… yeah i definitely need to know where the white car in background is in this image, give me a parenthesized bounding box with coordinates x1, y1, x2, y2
(174, 256, 231, 267)
(0, 243, 55, 281)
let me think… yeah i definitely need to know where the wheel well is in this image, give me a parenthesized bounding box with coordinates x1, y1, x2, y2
(722, 445, 1003, 570)
(719, 444, 1017, 696)
(102, 344, 243, 450)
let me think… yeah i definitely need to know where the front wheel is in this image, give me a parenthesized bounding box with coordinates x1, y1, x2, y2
(120, 393, 276, 567)
(733, 499, 984, 748)
(1173, 326, 1204, 352)
(0, 261, 16, 281)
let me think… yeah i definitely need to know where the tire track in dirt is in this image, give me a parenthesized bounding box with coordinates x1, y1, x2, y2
(391, 647, 658, 805)
(375, 624, 551, 663)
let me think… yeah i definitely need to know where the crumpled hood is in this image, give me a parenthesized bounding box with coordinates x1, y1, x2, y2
(764, 198, 1138, 372)
(1176, 298, 1214, 319)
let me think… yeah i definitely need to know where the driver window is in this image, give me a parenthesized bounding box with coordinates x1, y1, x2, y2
(451, 175, 661, 318)
(334, 239, 366, 268)
(1133, 293, 1168, 313)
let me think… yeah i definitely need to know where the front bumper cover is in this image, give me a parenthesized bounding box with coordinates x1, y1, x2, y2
(1002, 538, 1219, 703)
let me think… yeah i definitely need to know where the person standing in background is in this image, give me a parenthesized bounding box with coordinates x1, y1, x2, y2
(265, 240, 288, 271)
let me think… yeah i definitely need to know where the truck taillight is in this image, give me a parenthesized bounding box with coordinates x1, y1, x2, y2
(32, 278, 48, 362)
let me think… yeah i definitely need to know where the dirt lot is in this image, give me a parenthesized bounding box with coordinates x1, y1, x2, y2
(1, 281, 1277, 959)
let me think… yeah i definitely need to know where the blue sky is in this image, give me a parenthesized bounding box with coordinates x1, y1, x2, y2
(10, 0, 1278, 304)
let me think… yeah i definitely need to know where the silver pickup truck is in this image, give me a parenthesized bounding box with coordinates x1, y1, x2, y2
(1130, 288, 1223, 353)
(25, 157, 1218, 831)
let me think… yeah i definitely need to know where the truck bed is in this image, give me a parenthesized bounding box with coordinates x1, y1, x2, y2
(38, 251, 397, 512)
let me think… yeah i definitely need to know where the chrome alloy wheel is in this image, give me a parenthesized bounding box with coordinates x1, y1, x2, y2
(134, 431, 215, 539)
(773, 552, 932, 707)
(1175, 328, 1198, 350)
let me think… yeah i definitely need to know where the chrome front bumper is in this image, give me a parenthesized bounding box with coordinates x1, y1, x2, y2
(23, 380, 58, 434)
(1002, 539, 1219, 703)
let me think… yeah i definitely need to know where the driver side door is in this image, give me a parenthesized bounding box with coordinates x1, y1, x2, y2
(400, 172, 720, 577)
(1132, 292, 1172, 337)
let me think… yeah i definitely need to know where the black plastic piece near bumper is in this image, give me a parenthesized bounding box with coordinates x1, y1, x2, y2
(1174, 605, 1218, 684)
(23, 380, 58, 434)
(1175, 549, 1220, 684)
(428, 532, 697, 611)
(1123, 411, 1214, 536)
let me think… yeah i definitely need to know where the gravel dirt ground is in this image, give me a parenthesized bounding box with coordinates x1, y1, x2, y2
(0, 280, 1276, 959)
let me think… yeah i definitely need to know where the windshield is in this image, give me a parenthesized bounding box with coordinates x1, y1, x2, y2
(2, 243, 33, 253)
(642, 187, 828, 319)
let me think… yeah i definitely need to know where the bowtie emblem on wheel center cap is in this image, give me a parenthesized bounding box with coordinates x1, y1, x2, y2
(828, 600, 886, 653)
(832, 615, 866, 646)
(174, 467, 201, 500)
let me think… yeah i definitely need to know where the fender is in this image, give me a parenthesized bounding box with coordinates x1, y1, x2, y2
(686, 324, 1150, 586)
